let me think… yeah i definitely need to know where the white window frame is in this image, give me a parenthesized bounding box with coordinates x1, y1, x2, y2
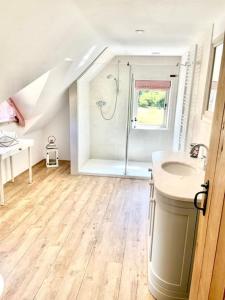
(132, 87, 171, 130)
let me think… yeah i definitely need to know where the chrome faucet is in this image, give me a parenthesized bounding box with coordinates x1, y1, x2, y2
(190, 143, 208, 170)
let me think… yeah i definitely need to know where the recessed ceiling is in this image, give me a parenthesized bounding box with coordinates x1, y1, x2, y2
(75, 0, 225, 50)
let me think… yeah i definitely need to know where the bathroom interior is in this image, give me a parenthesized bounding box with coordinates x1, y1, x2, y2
(0, 1, 225, 299)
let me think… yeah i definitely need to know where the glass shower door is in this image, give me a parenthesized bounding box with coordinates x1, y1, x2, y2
(126, 62, 179, 178)
(124, 63, 152, 177)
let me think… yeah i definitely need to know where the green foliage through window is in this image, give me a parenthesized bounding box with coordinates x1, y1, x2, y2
(138, 90, 166, 108)
(136, 89, 168, 127)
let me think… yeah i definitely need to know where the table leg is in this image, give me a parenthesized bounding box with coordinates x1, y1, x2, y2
(10, 156, 14, 182)
(28, 147, 32, 184)
(0, 158, 4, 205)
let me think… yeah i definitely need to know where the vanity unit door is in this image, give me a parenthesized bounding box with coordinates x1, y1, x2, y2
(148, 190, 198, 300)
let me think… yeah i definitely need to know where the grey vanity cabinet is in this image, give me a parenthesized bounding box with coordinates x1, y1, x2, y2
(148, 184, 198, 300)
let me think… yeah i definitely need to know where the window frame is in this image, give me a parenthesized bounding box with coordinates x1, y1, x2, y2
(0, 98, 25, 127)
(202, 34, 224, 121)
(0, 100, 17, 124)
(132, 86, 171, 130)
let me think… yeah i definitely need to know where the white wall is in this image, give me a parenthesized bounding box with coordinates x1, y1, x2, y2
(88, 55, 180, 162)
(186, 30, 212, 147)
(43, 95, 70, 161)
(186, 19, 225, 149)
(214, 13, 225, 39)
(77, 82, 90, 168)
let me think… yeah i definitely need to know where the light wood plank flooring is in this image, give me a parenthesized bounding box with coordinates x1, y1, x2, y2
(0, 161, 153, 300)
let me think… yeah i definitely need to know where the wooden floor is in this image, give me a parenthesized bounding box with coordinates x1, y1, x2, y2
(0, 161, 153, 300)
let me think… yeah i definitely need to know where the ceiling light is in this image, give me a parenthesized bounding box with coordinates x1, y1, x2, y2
(135, 29, 145, 34)
(65, 57, 73, 61)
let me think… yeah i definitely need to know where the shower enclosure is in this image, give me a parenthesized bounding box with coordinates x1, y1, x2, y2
(76, 55, 179, 178)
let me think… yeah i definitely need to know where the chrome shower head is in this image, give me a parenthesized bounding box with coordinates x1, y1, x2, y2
(106, 74, 119, 93)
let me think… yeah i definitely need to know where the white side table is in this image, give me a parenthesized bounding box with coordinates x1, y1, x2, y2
(0, 139, 34, 205)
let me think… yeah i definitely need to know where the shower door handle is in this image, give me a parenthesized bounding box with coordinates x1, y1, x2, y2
(131, 117, 137, 128)
(131, 117, 137, 122)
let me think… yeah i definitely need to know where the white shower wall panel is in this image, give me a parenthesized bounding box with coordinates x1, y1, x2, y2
(90, 59, 128, 161)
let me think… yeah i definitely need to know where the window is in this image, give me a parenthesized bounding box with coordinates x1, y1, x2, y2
(0, 100, 17, 123)
(133, 80, 171, 129)
(207, 43, 223, 113)
(0, 98, 25, 126)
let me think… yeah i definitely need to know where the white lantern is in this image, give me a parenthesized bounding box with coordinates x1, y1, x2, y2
(46, 136, 59, 168)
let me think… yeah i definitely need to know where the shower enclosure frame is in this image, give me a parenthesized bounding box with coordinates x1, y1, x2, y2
(124, 64, 134, 176)
(72, 57, 180, 179)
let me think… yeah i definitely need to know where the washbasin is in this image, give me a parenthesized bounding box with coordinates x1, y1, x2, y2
(161, 161, 197, 176)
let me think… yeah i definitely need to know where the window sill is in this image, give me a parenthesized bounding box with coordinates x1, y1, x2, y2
(132, 125, 169, 131)
(0, 120, 16, 125)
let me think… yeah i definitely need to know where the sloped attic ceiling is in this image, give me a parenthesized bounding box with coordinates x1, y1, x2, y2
(11, 48, 108, 134)
(2, 0, 225, 136)
(0, 0, 105, 101)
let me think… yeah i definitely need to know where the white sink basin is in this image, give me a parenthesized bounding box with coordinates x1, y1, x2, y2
(161, 161, 197, 176)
